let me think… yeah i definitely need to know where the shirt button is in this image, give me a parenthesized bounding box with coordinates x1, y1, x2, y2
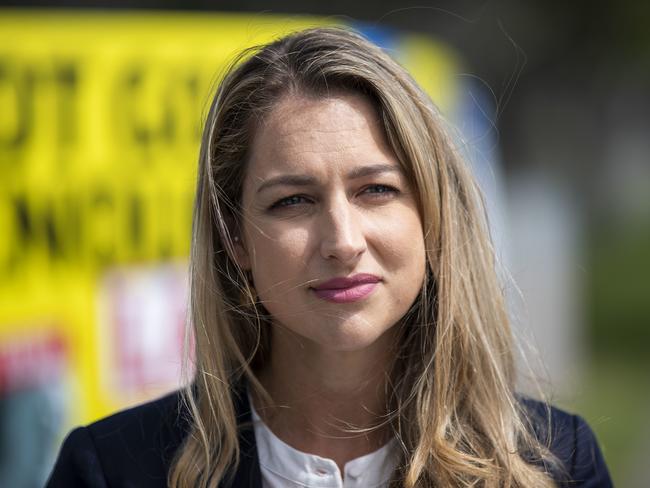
(347, 468, 362, 478)
(315, 468, 329, 476)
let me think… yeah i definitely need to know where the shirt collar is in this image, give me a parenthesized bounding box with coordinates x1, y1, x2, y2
(249, 392, 399, 487)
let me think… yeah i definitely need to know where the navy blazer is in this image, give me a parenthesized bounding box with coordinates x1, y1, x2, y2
(46, 388, 613, 487)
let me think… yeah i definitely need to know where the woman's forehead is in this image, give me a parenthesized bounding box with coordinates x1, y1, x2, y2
(260, 92, 380, 134)
(246, 94, 397, 180)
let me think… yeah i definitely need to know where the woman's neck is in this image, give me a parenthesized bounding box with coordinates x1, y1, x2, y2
(251, 326, 398, 472)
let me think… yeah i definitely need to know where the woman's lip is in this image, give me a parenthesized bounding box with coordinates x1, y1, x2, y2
(310, 274, 381, 303)
(312, 273, 381, 290)
(312, 282, 378, 303)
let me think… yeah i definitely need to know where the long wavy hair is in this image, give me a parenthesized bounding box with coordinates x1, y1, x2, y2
(169, 27, 559, 487)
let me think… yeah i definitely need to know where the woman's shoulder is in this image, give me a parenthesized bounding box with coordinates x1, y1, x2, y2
(46, 390, 188, 488)
(520, 397, 613, 487)
(83, 389, 187, 442)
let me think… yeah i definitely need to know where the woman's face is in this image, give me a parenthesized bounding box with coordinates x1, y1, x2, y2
(237, 93, 426, 353)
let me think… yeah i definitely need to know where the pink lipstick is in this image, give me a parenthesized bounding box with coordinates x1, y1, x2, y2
(311, 273, 380, 303)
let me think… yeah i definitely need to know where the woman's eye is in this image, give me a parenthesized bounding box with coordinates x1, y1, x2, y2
(362, 184, 399, 197)
(269, 195, 310, 210)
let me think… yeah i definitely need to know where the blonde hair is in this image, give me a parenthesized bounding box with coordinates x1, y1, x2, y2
(170, 27, 559, 487)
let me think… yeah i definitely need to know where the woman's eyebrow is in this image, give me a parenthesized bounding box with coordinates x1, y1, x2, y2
(346, 163, 403, 180)
(255, 163, 403, 194)
(256, 174, 318, 194)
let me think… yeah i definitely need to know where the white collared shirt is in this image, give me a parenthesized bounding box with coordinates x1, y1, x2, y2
(249, 397, 400, 488)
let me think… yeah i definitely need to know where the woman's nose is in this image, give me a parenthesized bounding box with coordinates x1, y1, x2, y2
(318, 196, 367, 264)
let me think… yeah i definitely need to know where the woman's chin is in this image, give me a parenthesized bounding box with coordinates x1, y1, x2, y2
(307, 321, 399, 355)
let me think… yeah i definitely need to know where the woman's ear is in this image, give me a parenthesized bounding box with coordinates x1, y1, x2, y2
(224, 211, 251, 270)
(233, 234, 251, 270)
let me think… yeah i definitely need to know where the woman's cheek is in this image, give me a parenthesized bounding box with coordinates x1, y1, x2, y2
(252, 231, 310, 294)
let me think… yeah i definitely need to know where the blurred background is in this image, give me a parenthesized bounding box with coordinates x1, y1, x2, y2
(0, 1, 648, 486)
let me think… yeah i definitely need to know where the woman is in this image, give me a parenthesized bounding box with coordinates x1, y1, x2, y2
(47, 27, 611, 487)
